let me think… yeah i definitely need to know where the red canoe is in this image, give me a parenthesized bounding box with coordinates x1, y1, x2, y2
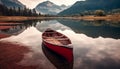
(42, 28, 73, 62)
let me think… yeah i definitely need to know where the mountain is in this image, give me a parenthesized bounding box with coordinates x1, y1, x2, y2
(58, 0, 120, 15)
(60, 4, 68, 10)
(35, 1, 68, 15)
(0, 0, 25, 8)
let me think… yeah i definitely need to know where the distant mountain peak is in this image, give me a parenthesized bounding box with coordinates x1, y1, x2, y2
(35, 1, 68, 15)
(0, 0, 25, 8)
(45, 1, 54, 7)
(45, 0, 52, 3)
(61, 4, 66, 7)
(39, 1, 55, 7)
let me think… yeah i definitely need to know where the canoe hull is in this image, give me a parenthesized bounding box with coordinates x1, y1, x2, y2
(42, 44, 73, 69)
(43, 41, 73, 62)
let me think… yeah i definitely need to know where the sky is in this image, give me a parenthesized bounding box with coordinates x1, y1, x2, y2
(19, 0, 84, 9)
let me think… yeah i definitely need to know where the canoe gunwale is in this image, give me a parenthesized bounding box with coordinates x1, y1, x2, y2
(42, 39, 73, 49)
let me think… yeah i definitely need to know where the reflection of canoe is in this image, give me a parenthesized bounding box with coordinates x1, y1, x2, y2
(42, 28, 73, 62)
(42, 44, 73, 69)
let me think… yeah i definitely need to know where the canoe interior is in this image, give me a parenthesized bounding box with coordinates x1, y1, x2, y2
(42, 29, 71, 46)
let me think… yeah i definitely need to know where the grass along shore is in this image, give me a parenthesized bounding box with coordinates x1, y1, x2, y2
(0, 16, 57, 22)
(0, 14, 120, 22)
(63, 14, 120, 21)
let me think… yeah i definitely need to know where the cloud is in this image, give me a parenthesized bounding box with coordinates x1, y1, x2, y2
(19, 0, 44, 9)
(61, 30, 120, 69)
(19, 0, 83, 9)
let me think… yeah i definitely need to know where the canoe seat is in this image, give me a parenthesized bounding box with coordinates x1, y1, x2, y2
(54, 35, 64, 38)
(56, 38, 69, 40)
(45, 37, 63, 45)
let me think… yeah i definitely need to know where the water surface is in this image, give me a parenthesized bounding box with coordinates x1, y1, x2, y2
(0, 19, 120, 69)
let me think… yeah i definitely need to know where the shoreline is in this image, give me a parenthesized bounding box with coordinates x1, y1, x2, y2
(0, 16, 56, 22)
(0, 15, 120, 22)
(62, 15, 120, 21)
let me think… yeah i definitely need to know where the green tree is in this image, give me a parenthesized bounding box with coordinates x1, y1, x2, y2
(94, 10, 105, 16)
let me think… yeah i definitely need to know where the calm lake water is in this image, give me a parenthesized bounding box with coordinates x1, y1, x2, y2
(0, 19, 120, 69)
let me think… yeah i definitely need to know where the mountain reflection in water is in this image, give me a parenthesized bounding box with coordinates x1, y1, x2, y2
(0, 19, 120, 69)
(57, 19, 120, 39)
